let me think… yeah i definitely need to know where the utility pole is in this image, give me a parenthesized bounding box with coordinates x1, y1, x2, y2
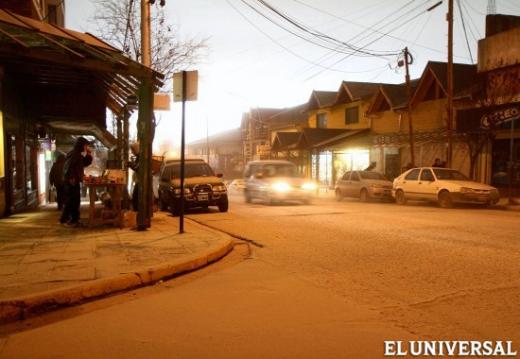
(136, 0, 153, 230)
(141, 0, 151, 67)
(447, 0, 454, 167)
(403, 47, 415, 167)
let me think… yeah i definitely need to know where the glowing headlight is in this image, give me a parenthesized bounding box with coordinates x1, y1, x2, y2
(301, 182, 317, 191)
(272, 182, 291, 192)
(213, 185, 227, 192)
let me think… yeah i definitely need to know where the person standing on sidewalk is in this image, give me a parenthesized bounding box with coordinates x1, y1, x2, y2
(60, 137, 93, 225)
(128, 142, 140, 211)
(49, 152, 66, 210)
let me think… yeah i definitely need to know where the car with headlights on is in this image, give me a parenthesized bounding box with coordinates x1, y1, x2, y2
(157, 158, 228, 215)
(334, 170, 393, 202)
(244, 160, 316, 205)
(392, 167, 500, 208)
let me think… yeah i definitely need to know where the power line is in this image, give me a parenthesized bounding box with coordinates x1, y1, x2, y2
(245, 0, 402, 57)
(293, 1, 434, 79)
(303, 1, 435, 81)
(457, 0, 474, 63)
(287, 0, 460, 59)
(460, 0, 483, 39)
(224, 0, 390, 74)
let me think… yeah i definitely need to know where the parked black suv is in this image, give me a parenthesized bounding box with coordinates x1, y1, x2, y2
(157, 158, 229, 215)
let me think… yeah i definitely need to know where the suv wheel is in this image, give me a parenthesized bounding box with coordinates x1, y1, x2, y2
(438, 190, 453, 208)
(218, 196, 229, 212)
(171, 204, 181, 216)
(395, 189, 407, 205)
(159, 194, 168, 211)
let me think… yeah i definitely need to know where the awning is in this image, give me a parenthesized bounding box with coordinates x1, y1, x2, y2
(295, 128, 368, 150)
(0, 8, 164, 116)
(47, 121, 117, 149)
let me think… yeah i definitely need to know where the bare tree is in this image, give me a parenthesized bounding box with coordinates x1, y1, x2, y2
(91, 0, 207, 82)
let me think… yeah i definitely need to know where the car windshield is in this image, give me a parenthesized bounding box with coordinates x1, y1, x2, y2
(262, 164, 297, 178)
(359, 171, 386, 180)
(170, 163, 214, 178)
(432, 169, 469, 181)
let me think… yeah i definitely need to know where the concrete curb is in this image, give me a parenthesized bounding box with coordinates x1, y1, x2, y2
(0, 222, 234, 324)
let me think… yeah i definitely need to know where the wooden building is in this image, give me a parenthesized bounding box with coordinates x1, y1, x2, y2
(0, 5, 163, 227)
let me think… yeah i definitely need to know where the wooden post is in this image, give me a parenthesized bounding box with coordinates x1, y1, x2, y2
(404, 47, 415, 167)
(123, 110, 129, 170)
(447, 0, 454, 167)
(137, 77, 154, 231)
(140, 0, 151, 67)
(116, 114, 123, 168)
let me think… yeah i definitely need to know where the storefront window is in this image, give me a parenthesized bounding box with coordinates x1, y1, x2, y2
(335, 150, 370, 179)
(319, 151, 332, 186)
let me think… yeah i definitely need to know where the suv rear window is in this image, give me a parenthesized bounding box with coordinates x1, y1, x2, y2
(164, 162, 214, 179)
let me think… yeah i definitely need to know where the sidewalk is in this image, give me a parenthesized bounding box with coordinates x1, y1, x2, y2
(0, 206, 234, 323)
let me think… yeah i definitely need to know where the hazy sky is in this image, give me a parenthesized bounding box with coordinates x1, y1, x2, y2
(66, 0, 519, 148)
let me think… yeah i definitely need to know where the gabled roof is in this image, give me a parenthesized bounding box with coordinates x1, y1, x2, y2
(269, 104, 308, 129)
(336, 81, 381, 104)
(271, 132, 301, 151)
(367, 80, 419, 114)
(307, 90, 337, 111)
(412, 61, 477, 104)
(255, 108, 284, 122)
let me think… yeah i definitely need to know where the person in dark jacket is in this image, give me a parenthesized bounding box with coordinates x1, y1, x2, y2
(128, 142, 140, 211)
(60, 137, 93, 225)
(49, 153, 66, 210)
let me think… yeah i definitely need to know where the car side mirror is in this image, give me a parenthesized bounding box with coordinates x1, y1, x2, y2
(216, 173, 223, 178)
(254, 172, 264, 179)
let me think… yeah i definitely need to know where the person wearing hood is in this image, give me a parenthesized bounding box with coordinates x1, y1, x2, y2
(49, 152, 66, 210)
(60, 137, 93, 225)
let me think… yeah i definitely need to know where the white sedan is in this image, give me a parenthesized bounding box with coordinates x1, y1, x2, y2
(392, 167, 500, 208)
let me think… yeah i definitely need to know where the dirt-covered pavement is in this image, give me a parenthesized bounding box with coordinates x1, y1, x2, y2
(1, 195, 519, 358)
(195, 195, 520, 342)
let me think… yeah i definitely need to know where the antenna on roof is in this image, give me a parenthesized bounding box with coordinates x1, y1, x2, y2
(487, 0, 496, 14)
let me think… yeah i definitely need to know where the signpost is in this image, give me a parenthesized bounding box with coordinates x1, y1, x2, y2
(173, 70, 198, 234)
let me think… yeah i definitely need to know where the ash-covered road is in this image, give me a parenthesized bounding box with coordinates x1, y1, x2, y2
(192, 195, 520, 342)
(1, 195, 519, 358)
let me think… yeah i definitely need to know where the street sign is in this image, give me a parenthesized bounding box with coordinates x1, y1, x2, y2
(153, 93, 171, 111)
(173, 71, 198, 102)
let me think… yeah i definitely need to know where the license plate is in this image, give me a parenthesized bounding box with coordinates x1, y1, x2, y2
(198, 194, 209, 201)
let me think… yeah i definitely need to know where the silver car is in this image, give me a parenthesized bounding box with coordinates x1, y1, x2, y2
(244, 160, 316, 205)
(335, 171, 393, 202)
